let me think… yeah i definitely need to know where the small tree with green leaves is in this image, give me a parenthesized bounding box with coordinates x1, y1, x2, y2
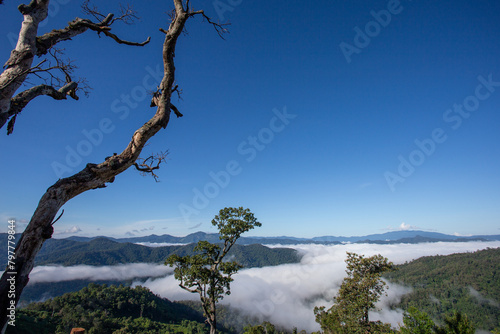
(166, 207, 261, 334)
(314, 252, 395, 334)
(398, 306, 436, 334)
(243, 321, 277, 334)
(434, 311, 475, 334)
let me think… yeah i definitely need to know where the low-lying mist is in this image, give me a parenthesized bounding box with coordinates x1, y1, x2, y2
(29, 241, 500, 332)
(30, 263, 173, 283)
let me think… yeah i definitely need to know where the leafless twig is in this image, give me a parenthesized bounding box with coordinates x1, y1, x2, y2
(82, 1, 140, 25)
(189, 10, 230, 39)
(134, 151, 169, 182)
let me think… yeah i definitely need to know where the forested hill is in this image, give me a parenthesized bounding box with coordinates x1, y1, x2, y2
(8, 284, 210, 334)
(12, 238, 299, 305)
(24, 237, 300, 267)
(12, 283, 264, 334)
(386, 247, 500, 331)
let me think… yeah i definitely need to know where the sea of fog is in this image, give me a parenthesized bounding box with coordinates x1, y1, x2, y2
(29, 241, 500, 332)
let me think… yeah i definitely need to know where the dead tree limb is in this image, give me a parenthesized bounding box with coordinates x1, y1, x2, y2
(7, 82, 78, 134)
(0, 0, 150, 133)
(134, 152, 169, 182)
(0, 0, 226, 330)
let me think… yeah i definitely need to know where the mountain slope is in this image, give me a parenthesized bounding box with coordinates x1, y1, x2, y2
(65, 230, 500, 245)
(32, 237, 300, 267)
(9, 284, 209, 334)
(386, 247, 500, 331)
(313, 230, 468, 242)
(66, 232, 317, 245)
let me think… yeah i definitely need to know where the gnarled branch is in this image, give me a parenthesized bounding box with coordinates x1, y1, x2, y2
(36, 14, 150, 56)
(6, 82, 78, 134)
(0, 1, 150, 134)
(189, 10, 230, 39)
(0, 0, 227, 329)
(133, 151, 168, 182)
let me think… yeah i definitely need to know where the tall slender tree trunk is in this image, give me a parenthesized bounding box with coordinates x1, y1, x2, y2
(209, 300, 217, 334)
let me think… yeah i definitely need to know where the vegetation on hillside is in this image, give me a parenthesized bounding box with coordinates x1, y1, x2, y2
(10, 247, 500, 333)
(8, 283, 208, 334)
(386, 247, 500, 331)
(29, 238, 299, 268)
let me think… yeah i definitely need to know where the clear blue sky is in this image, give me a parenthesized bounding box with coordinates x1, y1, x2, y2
(1, 0, 499, 238)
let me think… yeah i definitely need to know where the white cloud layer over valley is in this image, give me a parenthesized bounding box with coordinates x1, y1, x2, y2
(29, 241, 500, 332)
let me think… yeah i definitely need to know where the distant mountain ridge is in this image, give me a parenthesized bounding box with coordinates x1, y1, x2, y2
(64, 230, 500, 245)
(27, 237, 300, 267)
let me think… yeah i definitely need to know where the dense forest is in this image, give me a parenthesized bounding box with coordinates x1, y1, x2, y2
(385, 247, 500, 331)
(7, 284, 208, 334)
(0, 237, 300, 268)
(15, 239, 299, 305)
(11, 247, 500, 333)
(11, 283, 298, 334)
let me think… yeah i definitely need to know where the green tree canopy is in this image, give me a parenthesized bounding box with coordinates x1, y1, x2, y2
(398, 306, 436, 334)
(166, 207, 261, 334)
(314, 252, 395, 333)
(434, 311, 475, 334)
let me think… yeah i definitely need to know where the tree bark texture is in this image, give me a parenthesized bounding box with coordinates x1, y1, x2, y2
(0, 0, 50, 129)
(0, 0, 197, 330)
(0, 1, 150, 133)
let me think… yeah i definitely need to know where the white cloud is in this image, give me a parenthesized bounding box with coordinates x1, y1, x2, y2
(453, 232, 473, 237)
(138, 241, 500, 332)
(399, 222, 417, 230)
(430, 294, 441, 304)
(29, 241, 500, 332)
(29, 263, 173, 284)
(135, 242, 188, 247)
(370, 282, 411, 326)
(92, 217, 193, 238)
(359, 182, 373, 189)
(54, 225, 82, 235)
(68, 226, 81, 233)
(384, 222, 423, 232)
(468, 286, 499, 307)
(0, 213, 29, 233)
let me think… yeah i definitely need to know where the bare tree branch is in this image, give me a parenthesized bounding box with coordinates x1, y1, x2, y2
(179, 283, 198, 294)
(170, 103, 183, 118)
(0, 1, 150, 134)
(82, 1, 140, 25)
(133, 151, 169, 182)
(51, 209, 65, 226)
(0, 1, 226, 329)
(20, 49, 85, 96)
(6, 81, 78, 134)
(151, 87, 182, 117)
(189, 10, 230, 39)
(36, 13, 150, 57)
